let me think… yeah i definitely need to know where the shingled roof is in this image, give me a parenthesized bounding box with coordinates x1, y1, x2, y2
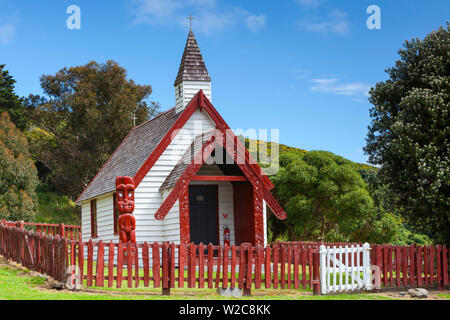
(76, 108, 182, 203)
(174, 31, 211, 86)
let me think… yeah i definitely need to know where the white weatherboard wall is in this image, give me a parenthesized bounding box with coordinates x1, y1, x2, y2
(175, 82, 211, 113)
(134, 109, 216, 244)
(80, 193, 117, 243)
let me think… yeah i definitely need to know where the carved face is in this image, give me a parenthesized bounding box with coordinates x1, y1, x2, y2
(115, 176, 135, 214)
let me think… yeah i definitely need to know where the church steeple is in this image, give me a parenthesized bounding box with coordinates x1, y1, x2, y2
(174, 30, 212, 113)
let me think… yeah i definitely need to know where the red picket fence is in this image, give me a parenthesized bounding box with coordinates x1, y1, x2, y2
(371, 244, 449, 289)
(0, 224, 68, 283)
(1, 220, 81, 240)
(1, 223, 448, 295)
(67, 240, 321, 294)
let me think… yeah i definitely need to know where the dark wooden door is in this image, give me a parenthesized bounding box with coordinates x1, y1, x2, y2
(189, 185, 218, 245)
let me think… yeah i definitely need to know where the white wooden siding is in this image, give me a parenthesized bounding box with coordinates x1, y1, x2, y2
(175, 81, 212, 113)
(80, 193, 117, 243)
(133, 109, 216, 244)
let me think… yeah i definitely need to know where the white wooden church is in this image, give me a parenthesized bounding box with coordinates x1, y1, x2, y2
(76, 31, 286, 247)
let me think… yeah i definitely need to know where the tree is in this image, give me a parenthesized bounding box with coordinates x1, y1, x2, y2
(0, 65, 29, 130)
(28, 60, 160, 198)
(0, 112, 38, 221)
(270, 151, 395, 243)
(364, 24, 450, 245)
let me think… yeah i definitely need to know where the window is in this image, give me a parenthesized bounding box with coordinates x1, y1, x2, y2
(113, 193, 119, 235)
(90, 199, 97, 238)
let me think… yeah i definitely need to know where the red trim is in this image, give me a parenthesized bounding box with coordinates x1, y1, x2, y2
(179, 188, 190, 244)
(154, 129, 286, 221)
(155, 135, 217, 220)
(191, 176, 247, 182)
(199, 95, 275, 191)
(133, 94, 202, 186)
(134, 90, 274, 190)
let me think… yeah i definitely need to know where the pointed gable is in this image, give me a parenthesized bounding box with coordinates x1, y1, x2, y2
(174, 31, 211, 86)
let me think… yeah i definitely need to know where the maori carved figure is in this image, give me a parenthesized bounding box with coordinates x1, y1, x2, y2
(116, 176, 136, 243)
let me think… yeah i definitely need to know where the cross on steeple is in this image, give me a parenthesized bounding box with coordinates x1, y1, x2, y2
(131, 113, 137, 127)
(187, 14, 194, 31)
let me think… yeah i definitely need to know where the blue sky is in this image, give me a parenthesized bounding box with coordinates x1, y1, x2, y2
(1, 0, 449, 164)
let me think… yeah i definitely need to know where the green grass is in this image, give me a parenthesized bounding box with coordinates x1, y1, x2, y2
(0, 264, 395, 300)
(437, 294, 450, 300)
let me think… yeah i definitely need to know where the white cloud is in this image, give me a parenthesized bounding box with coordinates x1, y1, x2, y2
(128, 0, 266, 34)
(245, 14, 266, 32)
(298, 9, 350, 35)
(0, 1, 19, 45)
(309, 78, 371, 97)
(0, 23, 15, 45)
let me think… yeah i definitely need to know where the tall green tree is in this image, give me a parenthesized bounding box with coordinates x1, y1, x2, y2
(28, 60, 160, 198)
(0, 65, 29, 130)
(270, 151, 396, 243)
(364, 24, 450, 245)
(0, 112, 38, 221)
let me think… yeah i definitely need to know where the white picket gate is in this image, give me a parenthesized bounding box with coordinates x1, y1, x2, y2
(319, 243, 373, 294)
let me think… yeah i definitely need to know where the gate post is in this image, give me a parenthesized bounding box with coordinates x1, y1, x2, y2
(242, 244, 252, 297)
(312, 249, 321, 295)
(362, 243, 373, 291)
(319, 245, 327, 295)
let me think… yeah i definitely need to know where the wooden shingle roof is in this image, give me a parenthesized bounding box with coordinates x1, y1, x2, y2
(174, 31, 211, 86)
(76, 108, 182, 203)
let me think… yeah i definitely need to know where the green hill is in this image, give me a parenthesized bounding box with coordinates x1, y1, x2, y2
(35, 184, 80, 225)
(242, 137, 377, 173)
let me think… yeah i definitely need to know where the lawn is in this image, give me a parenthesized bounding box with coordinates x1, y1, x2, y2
(0, 264, 395, 300)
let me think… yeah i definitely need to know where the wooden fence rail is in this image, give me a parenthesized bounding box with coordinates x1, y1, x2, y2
(1, 220, 81, 240)
(0, 225, 68, 283)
